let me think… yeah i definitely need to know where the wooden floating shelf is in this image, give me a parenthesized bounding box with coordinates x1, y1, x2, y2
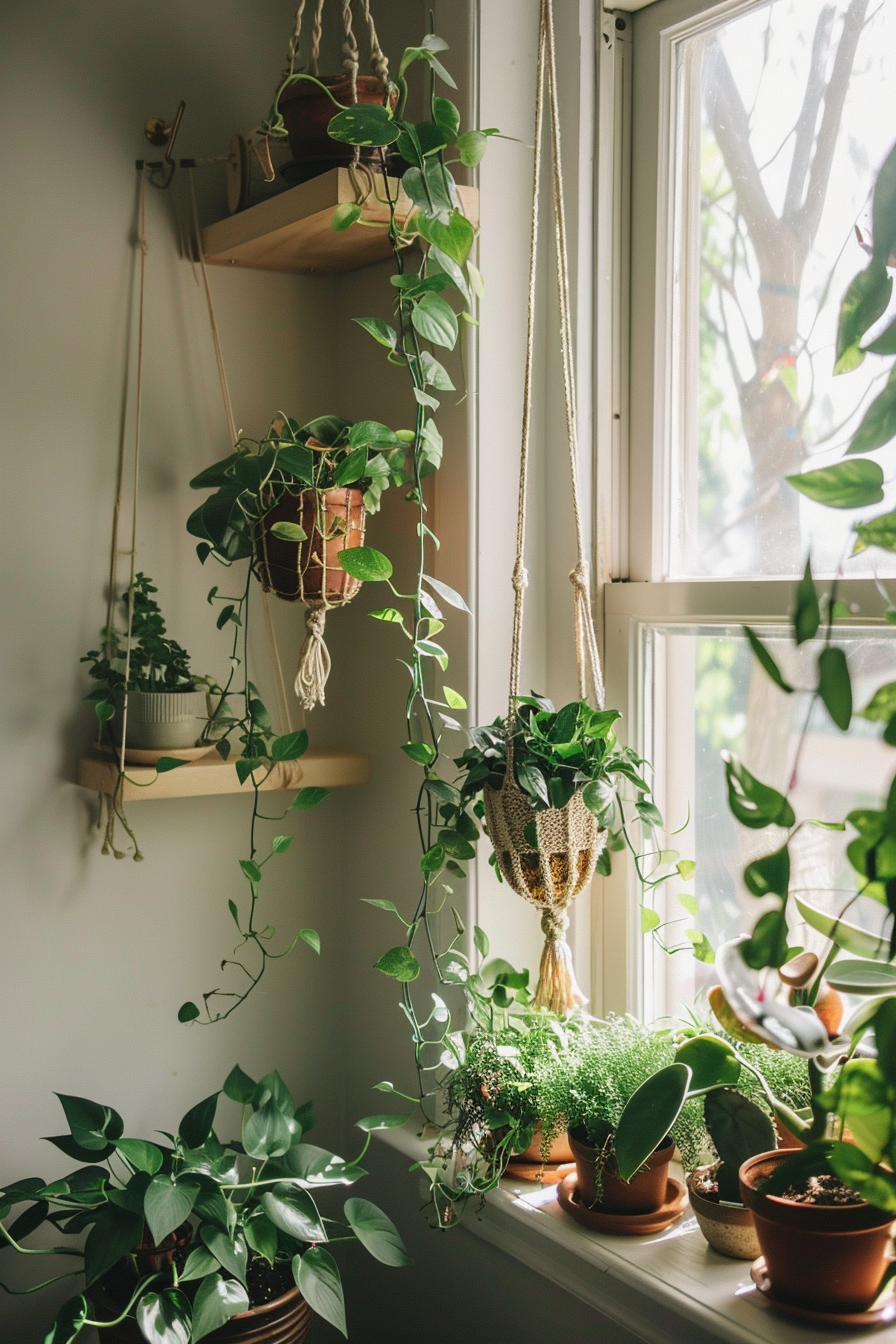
(202, 167, 479, 276)
(77, 749, 369, 802)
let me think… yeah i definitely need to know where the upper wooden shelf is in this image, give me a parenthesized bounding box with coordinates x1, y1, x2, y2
(77, 749, 369, 802)
(201, 167, 479, 276)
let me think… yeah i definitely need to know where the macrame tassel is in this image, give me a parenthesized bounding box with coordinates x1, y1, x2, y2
(295, 605, 331, 710)
(534, 908, 587, 1014)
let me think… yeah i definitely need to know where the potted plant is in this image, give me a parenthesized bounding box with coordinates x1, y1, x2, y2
(0, 1065, 409, 1342)
(187, 413, 408, 710)
(544, 1015, 706, 1223)
(83, 573, 209, 757)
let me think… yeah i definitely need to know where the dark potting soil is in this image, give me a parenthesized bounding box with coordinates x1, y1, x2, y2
(246, 1255, 295, 1305)
(692, 1173, 721, 1202)
(779, 1173, 863, 1206)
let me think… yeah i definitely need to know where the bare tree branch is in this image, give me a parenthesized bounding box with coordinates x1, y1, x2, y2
(782, 6, 835, 223)
(703, 40, 778, 254)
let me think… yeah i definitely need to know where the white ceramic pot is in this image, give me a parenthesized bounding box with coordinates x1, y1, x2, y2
(116, 689, 208, 750)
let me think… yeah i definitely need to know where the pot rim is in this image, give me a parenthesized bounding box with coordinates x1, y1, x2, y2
(688, 1169, 749, 1218)
(231, 1283, 307, 1322)
(739, 1149, 894, 1230)
(567, 1129, 675, 1163)
(279, 73, 388, 103)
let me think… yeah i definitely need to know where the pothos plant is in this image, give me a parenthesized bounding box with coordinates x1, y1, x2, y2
(0, 1065, 409, 1342)
(700, 137, 896, 1210)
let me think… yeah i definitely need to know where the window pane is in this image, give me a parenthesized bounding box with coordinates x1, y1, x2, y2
(641, 622, 896, 1022)
(666, 0, 896, 579)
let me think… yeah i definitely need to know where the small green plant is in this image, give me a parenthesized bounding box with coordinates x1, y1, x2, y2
(0, 1066, 409, 1342)
(701, 1089, 775, 1203)
(82, 573, 196, 729)
(187, 414, 409, 564)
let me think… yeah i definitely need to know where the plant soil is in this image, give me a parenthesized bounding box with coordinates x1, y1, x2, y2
(247, 1256, 294, 1306)
(779, 1174, 863, 1206)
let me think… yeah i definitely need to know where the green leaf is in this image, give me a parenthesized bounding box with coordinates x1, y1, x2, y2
(640, 906, 661, 934)
(338, 546, 393, 582)
(854, 508, 896, 555)
(703, 1090, 775, 1201)
(261, 1184, 326, 1242)
(243, 1099, 292, 1160)
(178, 1002, 200, 1024)
(793, 559, 821, 645)
(825, 960, 896, 995)
(223, 1064, 256, 1104)
(135, 1288, 192, 1344)
(723, 756, 795, 830)
(343, 1196, 410, 1266)
(332, 202, 362, 231)
(287, 784, 329, 811)
(861, 681, 896, 722)
(432, 96, 460, 140)
(795, 895, 892, 960)
(442, 686, 466, 710)
(420, 350, 455, 390)
(415, 209, 474, 266)
(786, 458, 884, 508)
(677, 859, 696, 881)
(847, 367, 896, 457)
(818, 646, 852, 730)
(180, 1246, 219, 1282)
(269, 521, 307, 542)
(355, 1115, 411, 1132)
(296, 1246, 346, 1338)
(348, 420, 399, 449)
(677, 892, 698, 915)
(828, 1140, 896, 1213)
(369, 607, 404, 624)
(240, 858, 262, 884)
(83, 1205, 143, 1285)
(179, 1093, 219, 1151)
(271, 729, 309, 762)
(353, 317, 397, 349)
(143, 1175, 199, 1247)
(473, 925, 489, 957)
(374, 946, 421, 981)
(44, 1296, 89, 1344)
(300, 928, 321, 954)
(872, 141, 896, 268)
(744, 844, 790, 899)
(835, 261, 892, 373)
(456, 129, 487, 166)
(271, 834, 293, 855)
(362, 899, 401, 914)
(191, 1273, 249, 1343)
(743, 626, 794, 693)
(200, 1225, 247, 1285)
(412, 292, 458, 350)
(742, 908, 790, 970)
(675, 1035, 741, 1091)
(401, 740, 437, 765)
(614, 1063, 691, 1182)
(327, 104, 400, 147)
(55, 1094, 123, 1152)
(243, 1212, 279, 1265)
(114, 1139, 163, 1176)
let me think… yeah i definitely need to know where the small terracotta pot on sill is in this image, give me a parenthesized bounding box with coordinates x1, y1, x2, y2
(568, 1130, 674, 1213)
(513, 1125, 574, 1165)
(739, 1149, 895, 1314)
(687, 1169, 760, 1261)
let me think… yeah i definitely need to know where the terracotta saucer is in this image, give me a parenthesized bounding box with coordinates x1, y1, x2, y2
(505, 1160, 576, 1186)
(750, 1257, 896, 1328)
(557, 1172, 687, 1235)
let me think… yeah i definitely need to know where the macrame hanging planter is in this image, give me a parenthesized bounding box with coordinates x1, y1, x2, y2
(252, 484, 366, 710)
(484, 0, 607, 1016)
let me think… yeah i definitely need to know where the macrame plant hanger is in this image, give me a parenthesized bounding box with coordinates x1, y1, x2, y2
(483, 0, 606, 1016)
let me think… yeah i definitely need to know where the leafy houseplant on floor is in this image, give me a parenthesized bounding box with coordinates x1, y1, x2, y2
(0, 1066, 409, 1342)
(82, 573, 211, 860)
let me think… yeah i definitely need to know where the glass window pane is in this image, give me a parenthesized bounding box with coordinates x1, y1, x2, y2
(640, 622, 896, 1022)
(666, 0, 896, 579)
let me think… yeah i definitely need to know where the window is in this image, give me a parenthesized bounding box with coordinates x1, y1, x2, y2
(597, 0, 896, 1021)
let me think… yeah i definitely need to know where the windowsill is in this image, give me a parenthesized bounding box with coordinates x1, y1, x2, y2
(377, 1124, 871, 1344)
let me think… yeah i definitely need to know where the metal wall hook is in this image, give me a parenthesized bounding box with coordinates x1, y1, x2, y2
(137, 101, 186, 188)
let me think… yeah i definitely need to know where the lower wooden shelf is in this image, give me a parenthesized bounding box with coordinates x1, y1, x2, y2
(77, 750, 369, 801)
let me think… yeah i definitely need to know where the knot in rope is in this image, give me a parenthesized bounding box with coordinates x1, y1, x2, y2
(540, 907, 569, 942)
(295, 604, 331, 710)
(512, 561, 529, 594)
(569, 560, 588, 594)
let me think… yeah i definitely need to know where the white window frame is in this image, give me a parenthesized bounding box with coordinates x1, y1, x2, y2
(592, 0, 891, 1020)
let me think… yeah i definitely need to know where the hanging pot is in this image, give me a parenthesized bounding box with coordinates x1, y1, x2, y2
(253, 486, 365, 603)
(253, 487, 365, 710)
(568, 1131, 673, 1213)
(739, 1150, 895, 1314)
(278, 75, 391, 185)
(483, 781, 604, 904)
(93, 1277, 311, 1344)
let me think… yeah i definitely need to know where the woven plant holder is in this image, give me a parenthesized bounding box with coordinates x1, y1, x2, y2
(484, 0, 608, 1015)
(253, 486, 365, 710)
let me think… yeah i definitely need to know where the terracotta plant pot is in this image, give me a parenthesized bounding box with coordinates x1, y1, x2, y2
(278, 75, 391, 184)
(514, 1125, 574, 1165)
(93, 1281, 311, 1344)
(739, 1150, 895, 1314)
(253, 487, 365, 604)
(687, 1170, 760, 1261)
(568, 1131, 674, 1213)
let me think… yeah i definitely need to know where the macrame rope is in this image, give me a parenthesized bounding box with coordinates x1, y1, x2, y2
(507, 0, 604, 720)
(358, 0, 389, 81)
(286, 0, 309, 76)
(186, 174, 295, 737)
(310, 0, 326, 76)
(295, 605, 331, 709)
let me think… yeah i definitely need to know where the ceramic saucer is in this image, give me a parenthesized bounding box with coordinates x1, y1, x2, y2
(750, 1257, 896, 1327)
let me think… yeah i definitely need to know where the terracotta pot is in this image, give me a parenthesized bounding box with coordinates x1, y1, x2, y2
(739, 1150, 895, 1314)
(568, 1131, 674, 1213)
(687, 1170, 760, 1261)
(514, 1126, 575, 1165)
(253, 487, 365, 604)
(278, 75, 391, 183)
(93, 1282, 311, 1344)
(773, 1116, 806, 1150)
